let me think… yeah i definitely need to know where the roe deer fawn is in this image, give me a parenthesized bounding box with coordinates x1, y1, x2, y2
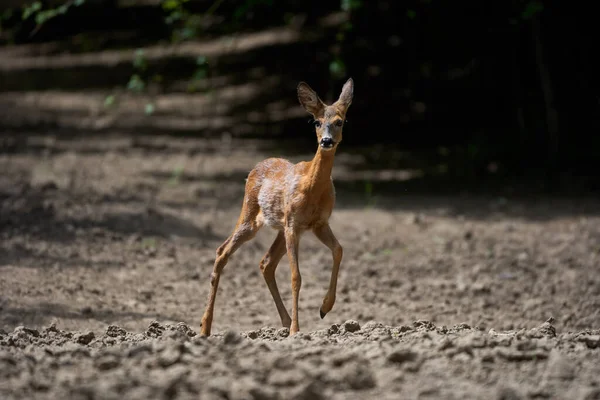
(200, 78, 354, 336)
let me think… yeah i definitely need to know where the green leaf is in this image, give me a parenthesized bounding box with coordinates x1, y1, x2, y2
(180, 26, 196, 40)
(233, 5, 247, 20)
(162, 0, 180, 10)
(196, 55, 207, 65)
(169, 166, 184, 185)
(103, 95, 115, 108)
(22, 2, 41, 20)
(364, 181, 373, 197)
(329, 59, 346, 78)
(193, 68, 207, 81)
(407, 9, 416, 19)
(521, 1, 544, 19)
(186, 83, 198, 93)
(35, 10, 57, 25)
(127, 74, 145, 92)
(145, 103, 155, 115)
(142, 237, 156, 248)
(341, 0, 362, 12)
(467, 143, 479, 158)
(74, 0, 85, 6)
(165, 10, 183, 24)
(133, 49, 147, 71)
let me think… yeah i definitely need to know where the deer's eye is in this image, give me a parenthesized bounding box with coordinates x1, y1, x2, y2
(335, 119, 343, 127)
(314, 120, 322, 128)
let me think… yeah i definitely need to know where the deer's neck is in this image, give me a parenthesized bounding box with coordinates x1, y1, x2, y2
(307, 147, 336, 192)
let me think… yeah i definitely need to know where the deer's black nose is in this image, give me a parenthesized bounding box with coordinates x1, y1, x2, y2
(320, 137, 334, 148)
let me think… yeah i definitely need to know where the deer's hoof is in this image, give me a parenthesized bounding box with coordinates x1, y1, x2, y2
(320, 308, 327, 319)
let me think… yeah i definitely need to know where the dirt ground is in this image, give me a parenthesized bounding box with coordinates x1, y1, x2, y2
(1, 133, 599, 399)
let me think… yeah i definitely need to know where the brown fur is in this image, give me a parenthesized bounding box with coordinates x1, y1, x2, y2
(200, 78, 354, 336)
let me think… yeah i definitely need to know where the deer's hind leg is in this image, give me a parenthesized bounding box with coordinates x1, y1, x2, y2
(313, 223, 343, 319)
(200, 198, 262, 336)
(259, 231, 291, 328)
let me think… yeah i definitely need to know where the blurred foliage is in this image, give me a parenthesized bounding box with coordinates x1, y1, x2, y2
(0, 0, 596, 186)
(23, 0, 85, 26)
(521, 1, 544, 19)
(3, 0, 372, 115)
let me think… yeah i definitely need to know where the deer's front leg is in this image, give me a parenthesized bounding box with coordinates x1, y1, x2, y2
(313, 223, 343, 319)
(284, 228, 301, 335)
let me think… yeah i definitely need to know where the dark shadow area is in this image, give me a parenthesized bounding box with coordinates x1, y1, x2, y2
(0, 301, 183, 331)
(0, 243, 118, 270)
(1, 0, 597, 184)
(72, 209, 218, 239)
(144, 169, 250, 184)
(3, 127, 600, 225)
(136, 139, 600, 222)
(1, 0, 599, 232)
(0, 39, 326, 92)
(0, 186, 73, 241)
(335, 188, 600, 222)
(0, 131, 259, 157)
(0, 184, 218, 244)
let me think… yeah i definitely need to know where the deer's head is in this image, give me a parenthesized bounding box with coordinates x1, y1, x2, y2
(297, 78, 354, 151)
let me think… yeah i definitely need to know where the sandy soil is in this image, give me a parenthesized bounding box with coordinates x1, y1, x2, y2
(1, 133, 599, 399)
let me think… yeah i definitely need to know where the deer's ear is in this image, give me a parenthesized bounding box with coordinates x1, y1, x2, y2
(297, 82, 325, 117)
(336, 78, 354, 110)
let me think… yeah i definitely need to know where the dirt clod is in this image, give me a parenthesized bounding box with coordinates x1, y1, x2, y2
(106, 325, 127, 338)
(75, 331, 95, 345)
(223, 330, 242, 345)
(342, 319, 361, 333)
(387, 348, 418, 364)
(289, 381, 325, 400)
(94, 354, 120, 371)
(497, 387, 523, 400)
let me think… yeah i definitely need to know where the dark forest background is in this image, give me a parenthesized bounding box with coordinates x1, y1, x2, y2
(1, 0, 598, 193)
